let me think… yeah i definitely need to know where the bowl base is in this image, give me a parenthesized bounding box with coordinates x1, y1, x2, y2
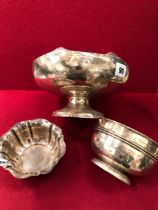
(21, 144, 52, 174)
(53, 86, 104, 118)
(53, 107, 103, 119)
(92, 158, 131, 185)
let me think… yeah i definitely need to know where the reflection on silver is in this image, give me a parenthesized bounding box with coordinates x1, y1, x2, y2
(92, 118, 158, 185)
(33, 47, 129, 118)
(0, 119, 66, 178)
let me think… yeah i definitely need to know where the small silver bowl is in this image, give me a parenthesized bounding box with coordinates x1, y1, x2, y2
(0, 119, 66, 178)
(92, 118, 158, 185)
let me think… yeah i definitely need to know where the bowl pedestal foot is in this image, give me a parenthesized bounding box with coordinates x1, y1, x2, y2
(53, 87, 103, 119)
(92, 158, 131, 185)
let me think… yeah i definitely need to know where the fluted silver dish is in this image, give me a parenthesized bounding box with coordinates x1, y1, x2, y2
(0, 119, 66, 178)
(33, 47, 129, 118)
(92, 118, 158, 185)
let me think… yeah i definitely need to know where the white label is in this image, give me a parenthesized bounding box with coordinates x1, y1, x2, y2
(0, 158, 10, 167)
(115, 62, 127, 77)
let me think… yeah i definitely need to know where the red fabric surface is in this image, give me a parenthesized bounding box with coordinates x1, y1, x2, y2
(0, 91, 158, 210)
(0, 0, 158, 209)
(0, 0, 157, 92)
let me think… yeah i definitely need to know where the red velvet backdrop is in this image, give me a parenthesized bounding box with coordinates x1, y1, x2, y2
(0, 0, 158, 210)
(0, 0, 158, 92)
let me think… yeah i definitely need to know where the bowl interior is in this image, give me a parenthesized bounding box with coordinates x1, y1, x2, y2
(0, 119, 64, 177)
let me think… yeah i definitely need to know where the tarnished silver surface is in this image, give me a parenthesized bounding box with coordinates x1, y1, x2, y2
(0, 119, 66, 178)
(92, 118, 158, 185)
(33, 47, 129, 118)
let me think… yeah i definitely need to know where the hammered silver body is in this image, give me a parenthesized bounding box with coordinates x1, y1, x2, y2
(0, 119, 66, 178)
(33, 48, 129, 118)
